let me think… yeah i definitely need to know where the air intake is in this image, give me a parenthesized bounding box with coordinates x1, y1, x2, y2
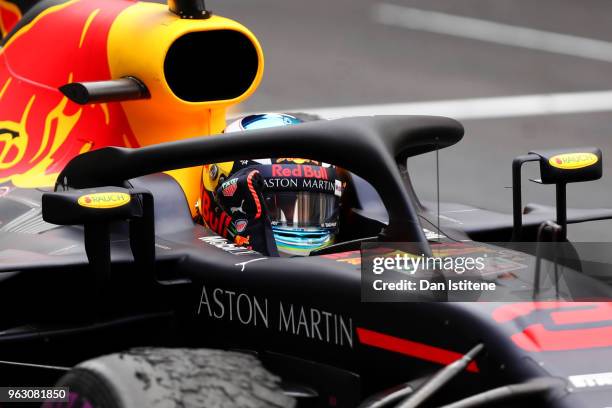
(164, 30, 259, 102)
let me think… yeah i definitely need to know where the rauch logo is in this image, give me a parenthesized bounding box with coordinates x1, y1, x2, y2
(77, 192, 131, 209)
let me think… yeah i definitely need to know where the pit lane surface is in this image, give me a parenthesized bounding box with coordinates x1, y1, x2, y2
(215, 0, 612, 242)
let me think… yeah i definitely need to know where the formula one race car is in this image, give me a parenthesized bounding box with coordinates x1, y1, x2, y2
(2, 0, 612, 407)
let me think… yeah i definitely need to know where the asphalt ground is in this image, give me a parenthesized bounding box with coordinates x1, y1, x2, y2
(214, 0, 612, 242)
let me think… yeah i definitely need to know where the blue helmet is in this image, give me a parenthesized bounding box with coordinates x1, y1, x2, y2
(225, 113, 342, 256)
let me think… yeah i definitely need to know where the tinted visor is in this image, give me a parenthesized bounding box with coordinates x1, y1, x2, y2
(264, 191, 338, 229)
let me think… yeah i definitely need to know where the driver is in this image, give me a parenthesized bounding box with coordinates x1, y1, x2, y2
(195, 113, 344, 257)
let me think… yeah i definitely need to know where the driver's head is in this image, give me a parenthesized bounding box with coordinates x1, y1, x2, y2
(205, 113, 343, 256)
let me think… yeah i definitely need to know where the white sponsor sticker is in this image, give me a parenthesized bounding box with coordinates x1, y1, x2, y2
(335, 179, 343, 197)
(569, 372, 612, 389)
(197, 284, 354, 348)
(199, 236, 258, 256)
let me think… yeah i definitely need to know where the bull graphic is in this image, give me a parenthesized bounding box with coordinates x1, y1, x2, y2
(0, 0, 21, 37)
(0, 0, 137, 187)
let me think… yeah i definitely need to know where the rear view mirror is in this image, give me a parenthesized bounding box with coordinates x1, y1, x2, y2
(42, 187, 140, 225)
(530, 147, 602, 184)
(512, 147, 603, 241)
(42, 187, 155, 292)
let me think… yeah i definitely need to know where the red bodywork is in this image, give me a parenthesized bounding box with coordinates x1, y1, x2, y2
(0, 0, 137, 185)
(0, 1, 20, 36)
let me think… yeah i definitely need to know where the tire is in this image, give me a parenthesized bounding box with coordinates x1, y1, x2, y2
(52, 348, 295, 408)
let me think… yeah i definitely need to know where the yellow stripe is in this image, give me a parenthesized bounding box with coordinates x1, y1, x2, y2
(1, 0, 78, 51)
(100, 103, 109, 125)
(0, 77, 11, 100)
(78, 8, 99, 48)
(78, 141, 92, 154)
(122, 133, 133, 148)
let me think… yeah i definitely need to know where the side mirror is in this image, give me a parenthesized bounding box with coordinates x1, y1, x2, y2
(42, 187, 155, 292)
(512, 147, 602, 241)
(42, 187, 140, 224)
(530, 148, 602, 184)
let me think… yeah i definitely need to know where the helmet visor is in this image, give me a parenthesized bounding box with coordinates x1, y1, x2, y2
(264, 191, 338, 229)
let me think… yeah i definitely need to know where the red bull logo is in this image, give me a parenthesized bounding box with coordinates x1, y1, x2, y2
(200, 192, 232, 237)
(272, 164, 329, 179)
(275, 158, 320, 165)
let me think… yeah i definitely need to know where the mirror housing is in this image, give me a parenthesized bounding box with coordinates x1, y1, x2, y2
(512, 147, 603, 241)
(42, 187, 140, 225)
(42, 187, 155, 293)
(529, 147, 602, 184)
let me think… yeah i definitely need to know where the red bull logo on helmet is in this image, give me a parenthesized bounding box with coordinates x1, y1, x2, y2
(272, 164, 329, 180)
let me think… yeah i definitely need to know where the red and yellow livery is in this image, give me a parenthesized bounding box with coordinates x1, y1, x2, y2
(0, 0, 264, 211)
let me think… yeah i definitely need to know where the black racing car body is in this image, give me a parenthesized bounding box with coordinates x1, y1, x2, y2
(0, 116, 611, 407)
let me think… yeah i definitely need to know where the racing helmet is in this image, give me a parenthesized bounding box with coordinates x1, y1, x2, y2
(223, 113, 343, 256)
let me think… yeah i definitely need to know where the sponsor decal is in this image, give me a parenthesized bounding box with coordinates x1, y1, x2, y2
(334, 179, 343, 197)
(492, 302, 612, 351)
(272, 164, 329, 179)
(235, 219, 248, 233)
(199, 235, 258, 255)
(276, 158, 320, 165)
(264, 178, 335, 192)
(356, 328, 478, 372)
(336, 257, 361, 266)
(77, 192, 130, 209)
(429, 242, 499, 258)
(234, 235, 250, 246)
(221, 178, 238, 197)
(265, 178, 298, 189)
(197, 284, 353, 348)
(234, 257, 267, 272)
(569, 372, 612, 389)
(321, 251, 362, 265)
(200, 193, 232, 236)
(423, 228, 445, 240)
(230, 199, 247, 215)
(252, 158, 272, 165)
(548, 153, 598, 170)
(303, 178, 334, 191)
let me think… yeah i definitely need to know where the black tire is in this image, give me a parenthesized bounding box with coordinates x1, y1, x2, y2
(53, 348, 295, 408)
(51, 367, 121, 408)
